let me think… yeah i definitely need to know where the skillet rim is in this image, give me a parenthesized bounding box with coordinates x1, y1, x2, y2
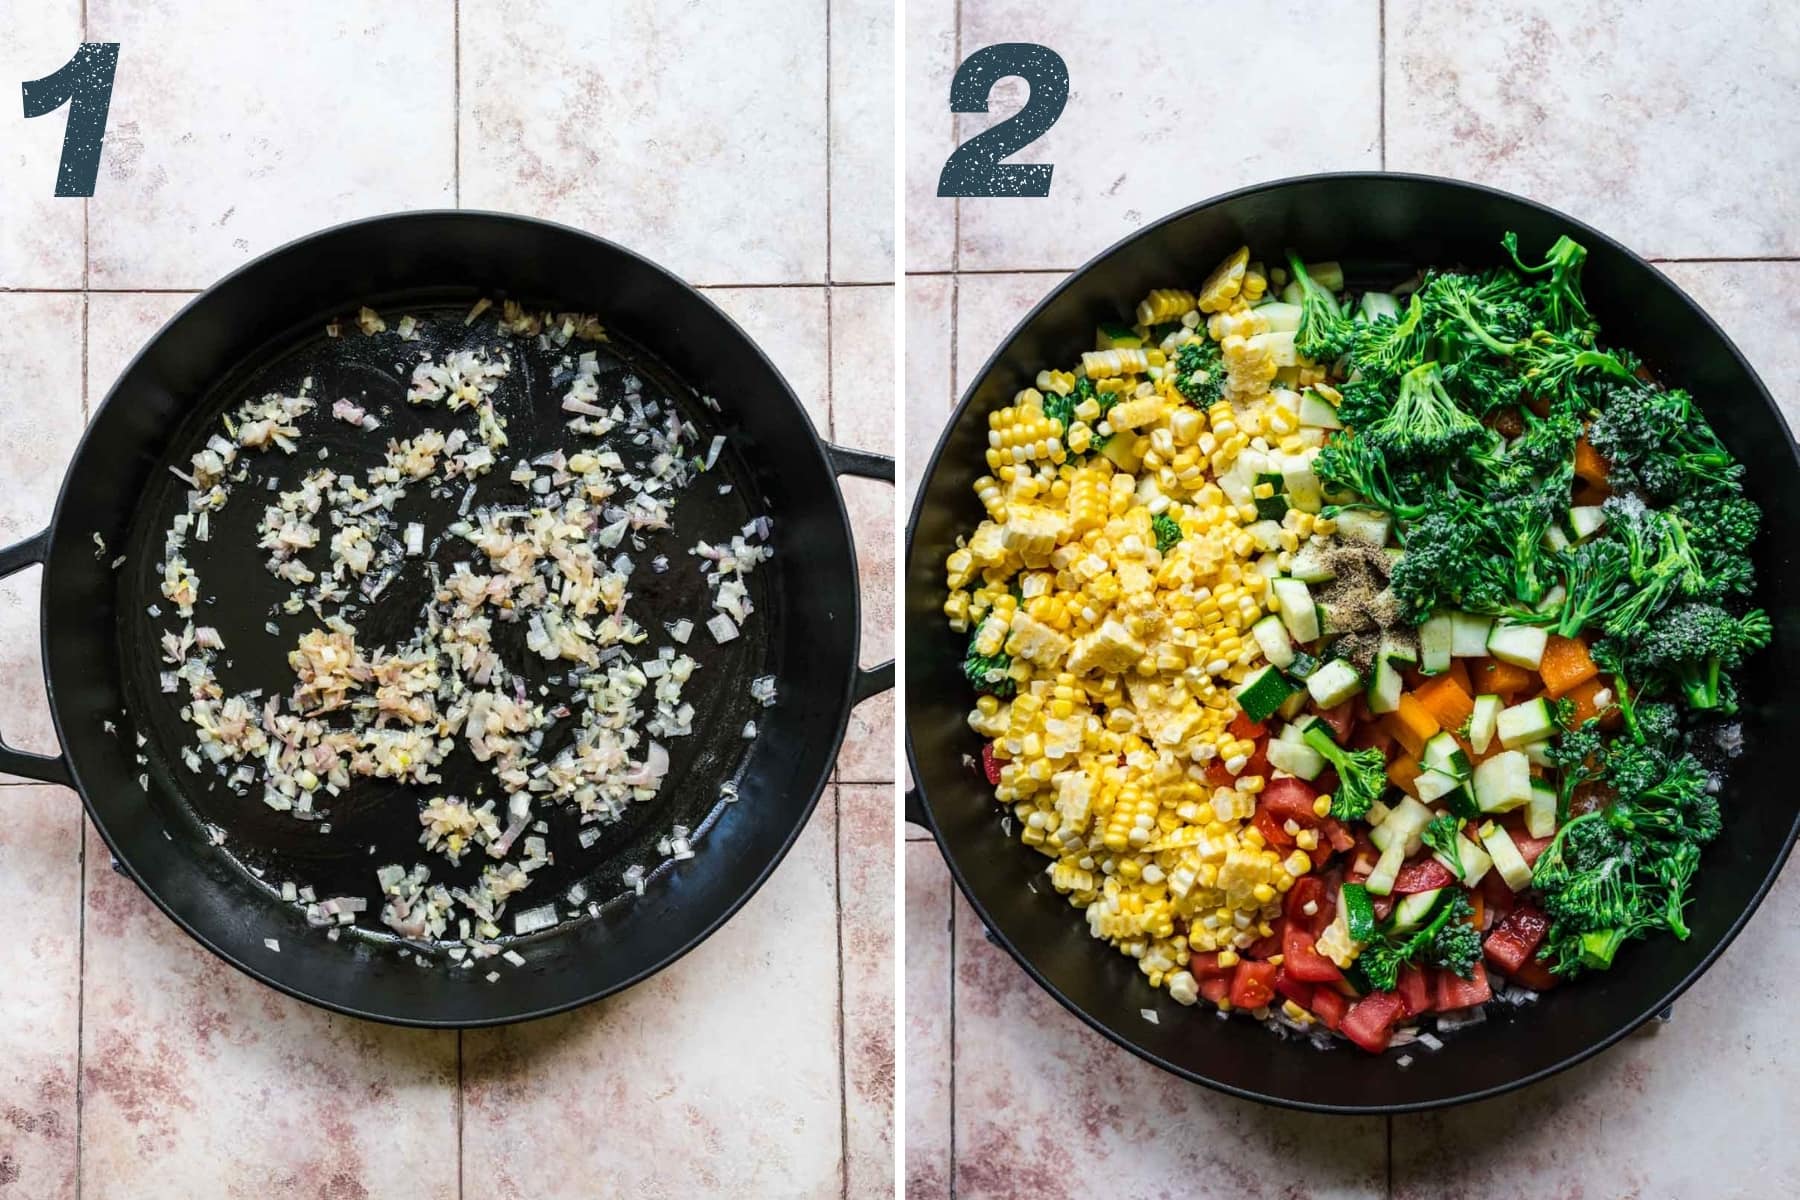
(903, 169, 1800, 1113)
(39, 208, 876, 1028)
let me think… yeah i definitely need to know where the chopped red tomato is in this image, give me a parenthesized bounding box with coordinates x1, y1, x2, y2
(1393, 858, 1456, 896)
(1322, 819, 1356, 854)
(1371, 894, 1395, 923)
(1348, 721, 1395, 756)
(1252, 808, 1296, 850)
(1189, 951, 1233, 979)
(1396, 965, 1434, 1016)
(1484, 906, 1550, 975)
(1477, 869, 1517, 918)
(1204, 758, 1236, 788)
(1273, 967, 1314, 1009)
(1314, 700, 1357, 743)
(1228, 712, 1267, 740)
(1341, 991, 1407, 1053)
(1248, 918, 1286, 960)
(1282, 923, 1345, 983)
(1508, 958, 1562, 991)
(1285, 875, 1328, 924)
(1260, 776, 1323, 827)
(1434, 962, 1493, 1011)
(1229, 960, 1279, 1009)
(1244, 738, 1273, 780)
(980, 742, 1002, 785)
(1200, 976, 1231, 1005)
(1309, 985, 1348, 1031)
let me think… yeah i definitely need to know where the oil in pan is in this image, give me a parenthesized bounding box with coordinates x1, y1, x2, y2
(116, 293, 781, 965)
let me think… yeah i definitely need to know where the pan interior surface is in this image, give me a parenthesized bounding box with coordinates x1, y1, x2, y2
(116, 293, 779, 957)
(905, 173, 1800, 1111)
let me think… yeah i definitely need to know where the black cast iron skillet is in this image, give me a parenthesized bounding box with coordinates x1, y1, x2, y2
(0, 210, 892, 1027)
(904, 172, 1800, 1113)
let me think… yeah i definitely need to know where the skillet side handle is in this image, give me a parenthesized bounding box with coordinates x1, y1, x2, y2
(904, 787, 929, 829)
(824, 443, 895, 704)
(0, 530, 72, 787)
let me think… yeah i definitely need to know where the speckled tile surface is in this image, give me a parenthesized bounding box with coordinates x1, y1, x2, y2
(832, 0, 897, 282)
(0, 1, 85, 287)
(841, 785, 897, 1199)
(904, 6, 1800, 1192)
(0, 295, 85, 778)
(903, 844, 952, 1199)
(904, 0, 959, 272)
(832, 286, 898, 783)
(948, 2, 1381, 272)
(78, 825, 461, 1200)
(1387, 0, 1800, 259)
(0, 786, 82, 1200)
(460, 0, 828, 286)
(85, 2, 455, 289)
(463, 805, 843, 1199)
(1, 6, 893, 1196)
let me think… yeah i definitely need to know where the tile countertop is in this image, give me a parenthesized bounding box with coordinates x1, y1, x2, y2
(904, 3, 1800, 1197)
(0, 2, 895, 1198)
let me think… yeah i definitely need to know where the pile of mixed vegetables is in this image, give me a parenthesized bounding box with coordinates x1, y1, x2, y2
(943, 233, 1764, 1054)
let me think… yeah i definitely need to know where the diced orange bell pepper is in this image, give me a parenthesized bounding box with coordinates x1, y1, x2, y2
(1413, 673, 1475, 734)
(1387, 754, 1423, 798)
(1574, 436, 1610, 487)
(1445, 657, 1472, 696)
(1468, 656, 1535, 699)
(1382, 693, 1440, 758)
(1564, 675, 1622, 731)
(1539, 635, 1600, 699)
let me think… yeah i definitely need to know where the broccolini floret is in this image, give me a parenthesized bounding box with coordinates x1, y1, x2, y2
(1300, 722, 1387, 821)
(1150, 512, 1182, 555)
(1171, 337, 1225, 407)
(1287, 250, 1355, 364)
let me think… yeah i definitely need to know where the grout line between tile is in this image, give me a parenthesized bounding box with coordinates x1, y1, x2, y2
(1378, 0, 1387, 170)
(835, 786, 849, 1200)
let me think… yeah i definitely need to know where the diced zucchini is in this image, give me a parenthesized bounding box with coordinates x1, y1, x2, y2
(1276, 689, 1310, 721)
(1479, 821, 1534, 892)
(1305, 658, 1363, 709)
(1266, 738, 1326, 781)
(1422, 730, 1471, 778)
(1280, 454, 1324, 513)
(1419, 611, 1455, 675)
(1340, 883, 1378, 943)
(1468, 694, 1502, 755)
(1568, 505, 1608, 542)
(1250, 614, 1296, 669)
(1365, 798, 1393, 827)
(1246, 518, 1286, 551)
(1096, 321, 1141, 349)
(1297, 391, 1342, 430)
(1215, 452, 1259, 506)
(1234, 665, 1298, 725)
(1256, 302, 1303, 333)
(1365, 840, 1406, 896)
(1247, 329, 1298, 367)
(1332, 508, 1392, 547)
(1526, 780, 1558, 839)
(1286, 650, 1321, 679)
(1525, 739, 1557, 768)
(1487, 620, 1548, 670)
(1542, 524, 1570, 553)
(1305, 261, 1344, 291)
(1289, 544, 1336, 583)
(1271, 578, 1319, 643)
(1381, 638, 1419, 665)
(1254, 493, 1290, 522)
(1472, 750, 1533, 813)
(1536, 584, 1567, 615)
(1367, 655, 1405, 715)
(1443, 782, 1481, 821)
(1414, 767, 1463, 803)
(1280, 280, 1305, 306)
(1451, 611, 1494, 657)
(1358, 291, 1400, 322)
(1379, 796, 1434, 856)
(1433, 833, 1493, 888)
(1496, 697, 1555, 748)
(1391, 888, 1444, 934)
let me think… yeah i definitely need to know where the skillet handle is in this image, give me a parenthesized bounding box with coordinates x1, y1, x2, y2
(824, 442, 895, 704)
(0, 529, 72, 786)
